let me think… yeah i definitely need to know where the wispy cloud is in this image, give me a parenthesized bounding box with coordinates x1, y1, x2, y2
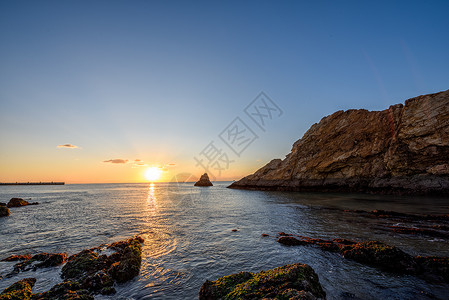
(103, 159, 129, 164)
(57, 144, 80, 149)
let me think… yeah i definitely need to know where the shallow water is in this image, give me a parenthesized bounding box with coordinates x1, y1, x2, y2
(0, 183, 448, 299)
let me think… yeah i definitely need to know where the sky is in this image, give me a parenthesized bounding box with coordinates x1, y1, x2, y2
(1, 0, 448, 183)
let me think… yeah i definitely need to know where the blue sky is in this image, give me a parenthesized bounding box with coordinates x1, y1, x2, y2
(1, 0, 448, 182)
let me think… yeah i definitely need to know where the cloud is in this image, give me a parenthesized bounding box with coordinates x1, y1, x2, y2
(57, 144, 79, 149)
(103, 159, 129, 164)
(134, 159, 141, 162)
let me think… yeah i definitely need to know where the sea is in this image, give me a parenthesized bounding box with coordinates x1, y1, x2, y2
(0, 182, 448, 299)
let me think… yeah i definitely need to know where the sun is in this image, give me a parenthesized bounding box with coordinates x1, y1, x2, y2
(144, 167, 162, 182)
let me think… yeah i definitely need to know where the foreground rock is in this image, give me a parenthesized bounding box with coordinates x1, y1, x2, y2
(0, 236, 144, 298)
(0, 278, 36, 300)
(229, 90, 449, 194)
(12, 252, 67, 273)
(0, 206, 10, 217)
(194, 173, 213, 186)
(7, 198, 39, 208)
(199, 263, 325, 300)
(277, 234, 449, 283)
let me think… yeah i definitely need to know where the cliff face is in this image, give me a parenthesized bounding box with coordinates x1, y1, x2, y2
(229, 90, 449, 194)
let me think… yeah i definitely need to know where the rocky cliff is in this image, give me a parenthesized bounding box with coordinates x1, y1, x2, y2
(229, 90, 449, 194)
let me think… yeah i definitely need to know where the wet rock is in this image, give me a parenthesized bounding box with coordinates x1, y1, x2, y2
(14, 253, 67, 272)
(341, 241, 417, 274)
(3, 237, 143, 298)
(229, 90, 449, 195)
(32, 281, 93, 300)
(261, 234, 269, 237)
(61, 250, 102, 280)
(82, 271, 115, 295)
(389, 226, 449, 238)
(0, 206, 10, 217)
(0, 202, 6, 206)
(1, 254, 32, 262)
(416, 256, 449, 283)
(277, 236, 307, 246)
(6, 198, 38, 208)
(108, 237, 143, 283)
(278, 232, 291, 236)
(194, 173, 213, 186)
(0, 278, 36, 300)
(199, 263, 326, 300)
(231, 229, 238, 232)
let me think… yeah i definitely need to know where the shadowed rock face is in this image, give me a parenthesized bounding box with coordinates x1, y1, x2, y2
(229, 90, 449, 194)
(195, 173, 213, 186)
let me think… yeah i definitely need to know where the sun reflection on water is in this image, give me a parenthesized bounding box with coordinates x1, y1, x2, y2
(147, 183, 157, 209)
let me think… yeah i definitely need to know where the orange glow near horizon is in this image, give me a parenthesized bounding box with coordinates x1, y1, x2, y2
(144, 167, 163, 182)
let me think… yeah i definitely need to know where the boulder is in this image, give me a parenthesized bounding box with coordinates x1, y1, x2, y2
(0, 278, 36, 300)
(340, 241, 417, 274)
(0, 206, 10, 217)
(6, 198, 38, 208)
(194, 173, 213, 186)
(199, 263, 326, 300)
(229, 90, 449, 195)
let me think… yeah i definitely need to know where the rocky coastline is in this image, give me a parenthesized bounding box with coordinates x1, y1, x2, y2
(229, 90, 449, 195)
(0, 236, 143, 299)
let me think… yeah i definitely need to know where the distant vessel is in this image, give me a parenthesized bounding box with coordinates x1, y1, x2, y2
(0, 182, 65, 185)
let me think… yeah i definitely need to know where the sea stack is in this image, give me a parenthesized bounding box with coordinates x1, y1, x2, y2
(194, 173, 213, 186)
(229, 90, 449, 195)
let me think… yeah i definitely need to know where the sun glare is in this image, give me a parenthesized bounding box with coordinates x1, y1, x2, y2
(145, 167, 162, 182)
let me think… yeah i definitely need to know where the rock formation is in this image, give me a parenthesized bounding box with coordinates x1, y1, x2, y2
(0, 205, 10, 217)
(229, 90, 449, 194)
(275, 233, 449, 283)
(0, 236, 144, 298)
(7, 198, 38, 208)
(194, 173, 213, 186)
(199, 263, 326, 300)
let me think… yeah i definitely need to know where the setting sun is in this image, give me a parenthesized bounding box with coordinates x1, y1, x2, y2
(144, 167, 162, 182)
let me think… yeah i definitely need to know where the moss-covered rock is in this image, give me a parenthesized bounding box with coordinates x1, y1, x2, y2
(61, 250, 101, 280)
(0, 278, 36, 300)
(14, 253, 67, 272)
(108, 237, 142, 283)
(199, 263, 326, 300)
(3, 237, 143, 299)
(341, 241, 417, 274)
(7, 198, 31, 208)
(0, 206, 10, 217)
(32, 281, 93, 300)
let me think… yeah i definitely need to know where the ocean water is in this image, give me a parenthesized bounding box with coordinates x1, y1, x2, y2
(0, 182, 448, 299)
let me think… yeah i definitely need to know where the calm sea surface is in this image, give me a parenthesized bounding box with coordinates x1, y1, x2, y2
(0, 183, 448, 299)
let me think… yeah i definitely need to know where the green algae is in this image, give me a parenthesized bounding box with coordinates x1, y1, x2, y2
(199, 263, 326, 300)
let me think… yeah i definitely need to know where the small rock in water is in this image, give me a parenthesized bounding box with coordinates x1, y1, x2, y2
(277, 236, 307, 246)
(261, 233, 269, 237)
(194, 173, 213, 186)
(231, 229, 238, 232)
(6, 198, 38, 208)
